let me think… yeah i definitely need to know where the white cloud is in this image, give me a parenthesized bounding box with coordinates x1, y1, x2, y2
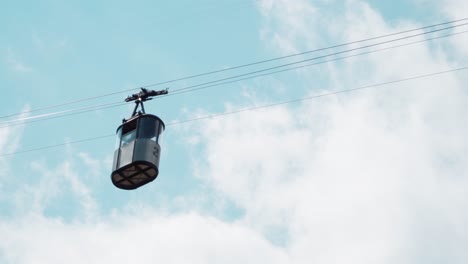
(0, 106, 29, 180)
(0, 212, 288, 264)
(441, 0, 468, 22)
(440, 0, 468, 59)
(258, 0, 320, 54)
(11, 153, 100, 222)
(78, 152, 102, 177)
(189, 79, 468, 262)
(186, 0, 468, 262)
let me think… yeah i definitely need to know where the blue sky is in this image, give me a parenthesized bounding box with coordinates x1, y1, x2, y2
(1, 0, 468, 263)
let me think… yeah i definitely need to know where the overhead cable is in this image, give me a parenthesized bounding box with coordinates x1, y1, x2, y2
(0, 103, 127, 129)
(0, 18, 467, 119)
(168, 22, 468, 93)
(2, 27, 467, 128)
(164, 29, 468, 96)
(1, 65, 467, 157)
(0, 101, 127, 125)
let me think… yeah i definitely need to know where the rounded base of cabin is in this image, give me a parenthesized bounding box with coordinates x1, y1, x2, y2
(111, 160, 159, 190)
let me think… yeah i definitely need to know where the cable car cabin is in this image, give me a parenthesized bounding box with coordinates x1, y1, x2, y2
(111, 114, 165, 190)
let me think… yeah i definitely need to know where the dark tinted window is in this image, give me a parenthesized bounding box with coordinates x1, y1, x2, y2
(121, 130, 136, 145)
(138, 117, 159, 142)
(122, 119, 137, 135)
(120, 119, 137, 146)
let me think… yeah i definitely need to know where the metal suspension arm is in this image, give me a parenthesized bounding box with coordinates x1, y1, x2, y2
(124, 88, 168, 120)
(125, 88, 168, 103)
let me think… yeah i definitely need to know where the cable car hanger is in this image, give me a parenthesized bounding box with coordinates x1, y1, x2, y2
(124, 88, 168, 120)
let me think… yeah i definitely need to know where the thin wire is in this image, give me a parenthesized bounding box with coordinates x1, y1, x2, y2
(0, 134, 116, 157)
(169, 22, 468, 93)
(2, 65, 467, 157)
(164, 29, 468, 97)
(1, 18, 466, 120)
(0, 101, 126, 125)
(1, 28, 466, 129)
(0, 103, 127, 129)
(144, 18, 468, 89)
(167, 66, 468, 125)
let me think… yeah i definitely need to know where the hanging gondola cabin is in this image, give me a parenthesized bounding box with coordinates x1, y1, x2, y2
(111, 88, 167, 190)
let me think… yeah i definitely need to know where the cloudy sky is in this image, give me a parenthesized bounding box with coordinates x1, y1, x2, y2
(1, 0, 468, 263)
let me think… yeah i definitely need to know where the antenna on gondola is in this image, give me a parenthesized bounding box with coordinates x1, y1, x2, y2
(111, 88, 168, 190)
